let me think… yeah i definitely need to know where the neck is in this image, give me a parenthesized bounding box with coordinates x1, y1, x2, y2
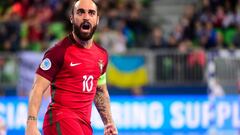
(72, 32, 93, 49)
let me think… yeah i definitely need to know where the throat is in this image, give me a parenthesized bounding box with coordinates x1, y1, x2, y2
(79, 40, 92, 49)
(72, 32, 93, 49)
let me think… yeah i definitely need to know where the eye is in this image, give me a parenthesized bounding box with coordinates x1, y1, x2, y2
(77, 9, 85, 15)
(89, 10, 96, 16)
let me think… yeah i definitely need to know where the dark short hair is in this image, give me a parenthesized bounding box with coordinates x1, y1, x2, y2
(71, 0, 99, 15)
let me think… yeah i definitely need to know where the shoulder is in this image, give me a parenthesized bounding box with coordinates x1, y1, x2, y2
(45, 36, 72, 55)
(94, 42, 108, 56)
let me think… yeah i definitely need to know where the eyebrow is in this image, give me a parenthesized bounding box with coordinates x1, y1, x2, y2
(76, 8, 96, 13)
(89, 9, 96, 13)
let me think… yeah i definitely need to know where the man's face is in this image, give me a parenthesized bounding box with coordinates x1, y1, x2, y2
(71, 0, 99, 41)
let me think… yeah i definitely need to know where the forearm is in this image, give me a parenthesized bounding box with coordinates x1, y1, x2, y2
(27, 88, 43, 124)
(27, 75, 50, 125)
(94, 86, 113, 125)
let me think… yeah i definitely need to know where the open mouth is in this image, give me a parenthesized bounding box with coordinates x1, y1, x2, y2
(81, 22, 91, 31)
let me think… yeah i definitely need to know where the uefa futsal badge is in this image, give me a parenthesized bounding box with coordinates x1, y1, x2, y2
(98, 59, 104, 74)
(40, 58, 51, 71)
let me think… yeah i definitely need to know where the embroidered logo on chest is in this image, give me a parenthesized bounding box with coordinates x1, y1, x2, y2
(70, 62, 81, 67)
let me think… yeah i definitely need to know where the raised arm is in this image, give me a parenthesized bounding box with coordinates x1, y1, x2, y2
(25, 74, 50, 135)
(94, 83, 118, 135)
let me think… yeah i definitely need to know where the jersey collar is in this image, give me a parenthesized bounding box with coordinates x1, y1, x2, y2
(68, 33, 95, 49)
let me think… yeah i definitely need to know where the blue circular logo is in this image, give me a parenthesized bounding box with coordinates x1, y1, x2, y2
(40, 58, 51, 71)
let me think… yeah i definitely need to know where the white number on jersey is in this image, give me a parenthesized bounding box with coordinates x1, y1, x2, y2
(83, 75, 94, 92)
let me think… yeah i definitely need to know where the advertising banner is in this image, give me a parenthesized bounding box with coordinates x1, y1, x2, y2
(0, 96, 239, 135)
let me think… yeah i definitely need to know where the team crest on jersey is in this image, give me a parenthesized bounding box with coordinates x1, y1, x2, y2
(40, 58, 51, 71)
(98, 59, 104, 74)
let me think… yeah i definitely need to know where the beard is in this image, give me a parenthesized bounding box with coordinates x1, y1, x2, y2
(73, 22, 97, 41)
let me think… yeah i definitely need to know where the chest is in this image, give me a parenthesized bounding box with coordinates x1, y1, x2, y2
(62, 46, 105, 79)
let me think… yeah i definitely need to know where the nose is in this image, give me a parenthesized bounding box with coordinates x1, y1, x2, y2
(83, 13, 90, 20)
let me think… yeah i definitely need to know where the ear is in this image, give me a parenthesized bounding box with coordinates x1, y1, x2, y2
(96, 16, 99, 25)
(70, 15, 73, 24)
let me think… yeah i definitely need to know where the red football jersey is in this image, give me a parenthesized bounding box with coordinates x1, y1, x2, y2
(36, 34, 108, 128)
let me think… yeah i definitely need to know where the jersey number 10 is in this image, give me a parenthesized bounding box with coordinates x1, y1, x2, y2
(83, 75, 94, 92)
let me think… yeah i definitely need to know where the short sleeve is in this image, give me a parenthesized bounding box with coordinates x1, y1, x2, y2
(97, 52, 108, 85)
(36, 45, 65, 82)
(102, 52, 109, 75)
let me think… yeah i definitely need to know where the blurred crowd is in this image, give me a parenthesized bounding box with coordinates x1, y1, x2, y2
(0, 0, 150, 52)
(149, 0, 240, 51)
(0, 0, 71, 52)
(1, 0, 240, 53)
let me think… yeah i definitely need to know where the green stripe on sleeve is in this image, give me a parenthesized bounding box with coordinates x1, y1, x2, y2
(49, 82, 56, 125)
(49, 110, 53, 125)
(51, 82, 56, 101)
(56, 122, 62, 135)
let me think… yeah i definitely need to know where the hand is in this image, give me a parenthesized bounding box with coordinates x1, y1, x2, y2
(25, 122, 41, 135)
(104, 123, 118, 135)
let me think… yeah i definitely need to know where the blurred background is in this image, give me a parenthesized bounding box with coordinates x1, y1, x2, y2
(0, 0, 240, 134)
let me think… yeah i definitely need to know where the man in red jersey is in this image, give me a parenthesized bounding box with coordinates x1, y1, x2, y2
(25, 0, 118, 135)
